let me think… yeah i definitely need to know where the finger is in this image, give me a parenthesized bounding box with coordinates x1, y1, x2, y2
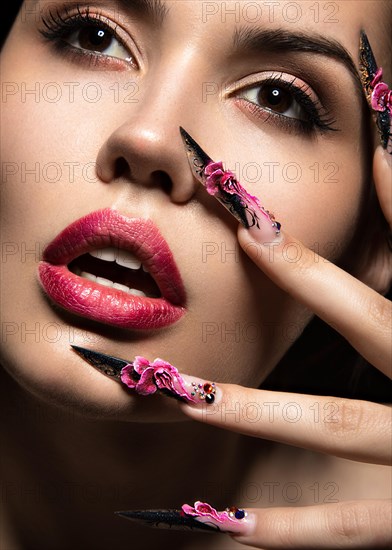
(237, 226, 392, 378)
(234, 500, 392, 549)
(373, 145, 392, 228)
(181, 384, 392, 465)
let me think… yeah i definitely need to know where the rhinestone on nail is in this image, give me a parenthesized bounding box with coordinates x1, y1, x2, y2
(226, 506, 247, 520)
(190, 380, 216, 404)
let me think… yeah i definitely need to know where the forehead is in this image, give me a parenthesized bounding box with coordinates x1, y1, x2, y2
(113, 0, 385, 61)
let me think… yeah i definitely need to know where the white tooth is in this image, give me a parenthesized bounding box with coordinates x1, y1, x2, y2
(142, 264, 149, 273)
(81, 271, 97, 282)
(96, 276, 113, 287)
(116, 250, 142, 270)
(128, 288, 147, 297)
(113, 282, 131, 293)
(89, 247, 116, 262)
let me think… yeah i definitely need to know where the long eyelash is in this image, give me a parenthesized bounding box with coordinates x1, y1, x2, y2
(39, 5, 136, 70)
(282, 77, 338, 133)
(244, 75, 338, 135)
(40, 5, 113, 41)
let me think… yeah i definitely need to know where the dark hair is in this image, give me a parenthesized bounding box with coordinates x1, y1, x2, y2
(263, 308, 391, 401)
(2, 1, 24, 47)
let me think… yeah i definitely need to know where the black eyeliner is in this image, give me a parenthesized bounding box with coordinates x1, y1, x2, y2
(243, 75, 338, 135)
(39, 5, 137, 70)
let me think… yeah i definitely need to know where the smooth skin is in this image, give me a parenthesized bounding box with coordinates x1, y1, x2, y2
(182, 146, 392, 547)
(1, 1, 391, 548)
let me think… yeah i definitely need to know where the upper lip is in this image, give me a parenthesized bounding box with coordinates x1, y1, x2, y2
(42, 208, 186, 306)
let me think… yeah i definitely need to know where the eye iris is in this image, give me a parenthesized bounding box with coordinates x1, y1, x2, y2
(79, 26, 112, 52)
(258, 86, 292, 113)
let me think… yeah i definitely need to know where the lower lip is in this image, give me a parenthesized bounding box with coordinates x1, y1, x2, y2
(38, 263, 185, 330)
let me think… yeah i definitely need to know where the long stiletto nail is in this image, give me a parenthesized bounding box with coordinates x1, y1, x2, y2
(180, 127, 281, 241)
(116, 501, 255, 535)
(359, 30, 392, 151)
(71, 345, 220, 404)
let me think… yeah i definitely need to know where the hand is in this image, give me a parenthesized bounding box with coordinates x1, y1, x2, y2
(181, 145, 392, 548)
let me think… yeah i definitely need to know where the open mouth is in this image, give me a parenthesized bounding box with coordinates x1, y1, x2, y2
(38, 209, 186, 330)
(68, 247, 161, 299)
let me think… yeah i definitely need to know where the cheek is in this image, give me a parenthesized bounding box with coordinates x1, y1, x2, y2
(282, 140, 363, 254)
(225, 131, 364, 263)
(178, 219, 313, 387)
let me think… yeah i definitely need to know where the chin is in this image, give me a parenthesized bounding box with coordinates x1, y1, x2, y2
(0, 341, 189, 423)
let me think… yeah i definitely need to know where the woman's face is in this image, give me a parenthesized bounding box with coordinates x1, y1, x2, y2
(0, 0, 387, 420)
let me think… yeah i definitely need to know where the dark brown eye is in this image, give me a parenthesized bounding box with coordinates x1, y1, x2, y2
(78, 26, 113, 52)
(66, 24, 132, 61)
(238, 80, 308, 122)
(257, 86, 293, 113)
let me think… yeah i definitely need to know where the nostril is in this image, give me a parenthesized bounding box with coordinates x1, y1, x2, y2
(151, 170, 172, 195)
(113, 157, 131, 179)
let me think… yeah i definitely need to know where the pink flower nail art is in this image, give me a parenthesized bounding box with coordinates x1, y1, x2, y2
(359, 31, 391, 150)
(204, 160, 281, 236)
(179, 501, 253, 534)
(370, 68, 392, 115)
(117, 501, 253, 535)
(120, 358, 217, 404)
(182, 501, 240, 523)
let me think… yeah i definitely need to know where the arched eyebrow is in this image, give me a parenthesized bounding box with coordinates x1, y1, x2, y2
(117, 0, 169, 26)
(232, 27, 363, 97)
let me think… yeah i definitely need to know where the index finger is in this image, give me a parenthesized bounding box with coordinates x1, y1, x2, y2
(238, 225, 392, 378)
(181, 383, 392, 465)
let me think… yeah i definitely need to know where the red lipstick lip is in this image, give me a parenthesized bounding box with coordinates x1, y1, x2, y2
(38, 208, 186, 330)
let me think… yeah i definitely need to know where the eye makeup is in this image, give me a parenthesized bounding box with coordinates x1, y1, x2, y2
(38, 4, 344, 140)
(39, 4, 139, 70)
(234, 71, 338, 136)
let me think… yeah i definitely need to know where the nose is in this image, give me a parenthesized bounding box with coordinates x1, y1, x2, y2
(96, 80, 201, 204)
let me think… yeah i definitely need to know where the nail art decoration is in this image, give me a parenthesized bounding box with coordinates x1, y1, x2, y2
(116, 509, 221, 533)
(359, 30, 391, 150)
(182, 501, 248, 525)
(71, 345, 217, 404)
(121, 357, 216, 404)
(116, 501, 252, 535)
(180, 127, 281, 235)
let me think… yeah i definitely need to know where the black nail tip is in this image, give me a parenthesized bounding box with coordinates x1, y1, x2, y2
(71, 346, 127, 379)
(359, 29, 377, 82)
(115, 509, 222, 533)
(359, 29, 369, 47)
(179, 127, 212, 168)
(179, 126, 188, 138)
(71, 345, 102, 365)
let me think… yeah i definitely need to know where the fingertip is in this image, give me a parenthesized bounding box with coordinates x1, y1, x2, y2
(178, 380, 227, 420)
(237, 223, 279, 268)
(374, 143, 392, 168)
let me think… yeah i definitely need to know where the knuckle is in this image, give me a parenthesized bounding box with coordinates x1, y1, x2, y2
(366, 295, 392, 330)
(289, 244, 317, 275)
(322, 399, 365, 440)
(326, 502, 371, 542)
(268, 510, 298, 547)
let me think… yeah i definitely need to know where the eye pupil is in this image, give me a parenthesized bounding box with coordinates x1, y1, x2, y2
(258, 85, 292, 113)
(79, 26, 112, 51)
